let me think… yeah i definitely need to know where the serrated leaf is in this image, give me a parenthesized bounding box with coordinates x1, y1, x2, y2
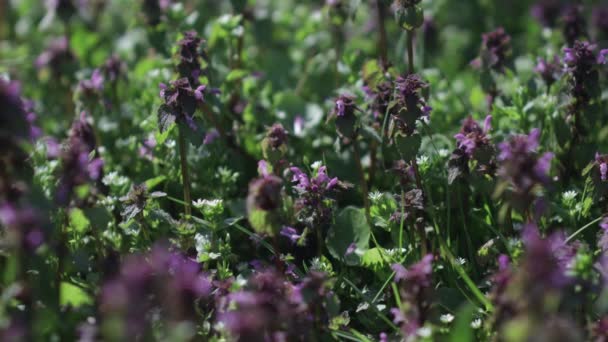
(60, 282, 92, 308)
(361, 248, 388, 272)
(158, 104, 177, 133)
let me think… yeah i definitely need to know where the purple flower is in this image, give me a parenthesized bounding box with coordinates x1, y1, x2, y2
(101, 55, 127, 83)
(247, 175, 283, 212)
(203, 129, 220, 145)
(391, 255, 433, 338)
(266, 123, 288, 149)
(473, 28, 512, 73)
(454, 115, 492, 157)
(69, 112, 97, 153)
(497, 129, 553, 209)
(0, 203, 45, 250)
(158, 78, 207, 132)
(333, 95, 353, 118)
(100, 245, 212, 338)
(392, 254, 433, 287)
(177, 31, 205, 86)
(364, 80, 392, 120)
(345, 242, 357, 256)
(601, 217, 608, 231)
(79, 69, 105, 95)
(521, 225, 573, 290)
(387, 74, 431, 137)
(138, 135, 157, 160)
(288, 164, 344, 229)
(535, 55, 562, 86)
(35, 36, 76, 77)
(280, 226, 302, 245)
(56, 124, 105, 206)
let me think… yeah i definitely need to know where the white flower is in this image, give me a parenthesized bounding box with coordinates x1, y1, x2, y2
(471, 319, 482, 329)
(417, 326, 432, 338)
(562, 190, 578, 202)
(368, 191, 383, 202)
(102, 171, 129, 187)
(440, 313, 455, 323)
(457, 257, 467, 265)
(438, 149, 450, 158)
(311, 160, 322, 170)
(192, 198, 223, 209)
(416, 155, 430, 166)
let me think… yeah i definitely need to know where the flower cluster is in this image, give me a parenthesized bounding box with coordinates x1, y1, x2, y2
(158, 78, 206, 132)
(246, 170, 284, 235)
(289, 163, 344, 229)
(563, 41, 608, 125)
(56, 113, 104, 206)
(219, 269, 333, 341)
(363, 79, 392, 120)
(497, 129, 553, 213)
(262, 123, 289, 164)
(332, 94, 359, 138)
(449, 115, 495, 183)
(35, 36, 77, 78)
(535, 55, 562, 87)
(100, 245, 212, 340)
(389, 74, 430, 136)
(391, 254, 434, 338)
(176, 31, 206, 86)
(489, 225, 578, 337)
(472, 28, 512, 74)
(0, 80, 45, 250)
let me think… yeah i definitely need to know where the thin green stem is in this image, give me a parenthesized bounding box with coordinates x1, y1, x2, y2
(353, 142, 371, 223)
(178, 126, 192, 218)
(376, 0, 388, 68)
(407, 29, 415, 74)
(566, 216, 604, 244)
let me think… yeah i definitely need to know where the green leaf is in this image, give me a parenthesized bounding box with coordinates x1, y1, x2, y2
(145, 175, 167, 190)
(361, 248, 388, 272)
(448, 304, 476, 342)
(69, 208, 90, 233)
(248, 208, 281, 236)
(226, 69, 249, 82)
(60, 282, 92, 308)
(394, 133, 421, 161)
(326, 206, 371, 265)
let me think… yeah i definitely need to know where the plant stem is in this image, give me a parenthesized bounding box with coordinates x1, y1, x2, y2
(566, 216, 604, 243)
(178, 125, 192, 218)
(368, 141, 377, 189)
(353, 142, 371, 223)
(376, 0, 388, 68)
(407, 29, 415, 74)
